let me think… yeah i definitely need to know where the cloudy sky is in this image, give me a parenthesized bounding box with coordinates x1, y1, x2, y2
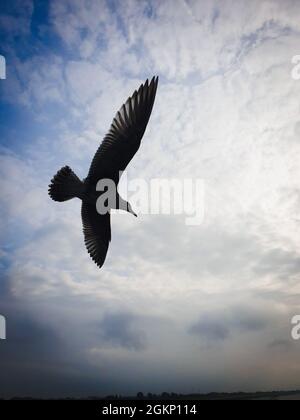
(0, 0, 300, 398)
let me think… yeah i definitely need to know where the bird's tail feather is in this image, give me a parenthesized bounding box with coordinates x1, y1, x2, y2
(48, 166, 84, 202)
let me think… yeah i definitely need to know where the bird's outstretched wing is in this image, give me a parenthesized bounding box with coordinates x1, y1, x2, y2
(81, 201, 111, 268)
(86, 76, 159, 185)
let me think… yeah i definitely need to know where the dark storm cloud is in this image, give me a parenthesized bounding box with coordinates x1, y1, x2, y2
(0, 286, 151, 398)
(232, 307, 267, 332)
(98, 312, 146, 351)
(0, 300, 68, 397)
(0, 298, 147, 398)
(189, 318, 230, 342)
(189, 306, 268, 344)
(268, 339, 292, 351)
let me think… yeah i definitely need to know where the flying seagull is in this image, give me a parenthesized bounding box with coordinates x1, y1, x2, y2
(49, 76, 159, 268)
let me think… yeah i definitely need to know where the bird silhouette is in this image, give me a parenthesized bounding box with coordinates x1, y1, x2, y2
(49, 76, 159, 268)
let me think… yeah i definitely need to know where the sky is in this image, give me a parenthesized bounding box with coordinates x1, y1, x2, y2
(0, 0, 300, 398)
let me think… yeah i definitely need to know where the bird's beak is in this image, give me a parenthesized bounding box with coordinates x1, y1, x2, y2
(130, 208, 137, 217)
(127, 203, 137, 217)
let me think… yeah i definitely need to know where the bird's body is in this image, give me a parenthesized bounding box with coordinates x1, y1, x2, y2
(48, 76, 159, 268)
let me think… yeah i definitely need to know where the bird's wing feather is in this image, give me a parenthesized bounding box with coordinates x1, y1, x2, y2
(81, 201, 111, 268)
(86, 76, 159, 184)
